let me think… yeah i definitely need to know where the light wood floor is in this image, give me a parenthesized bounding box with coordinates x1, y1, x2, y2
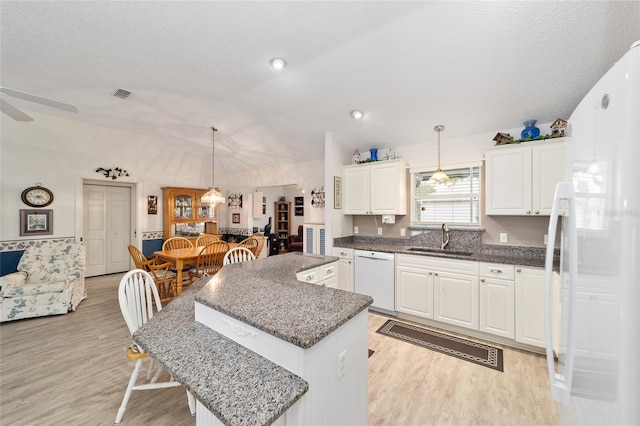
(0, 273, 558, 425)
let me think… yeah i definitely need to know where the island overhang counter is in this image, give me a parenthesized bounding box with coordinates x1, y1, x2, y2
(135, 252, 373, 426)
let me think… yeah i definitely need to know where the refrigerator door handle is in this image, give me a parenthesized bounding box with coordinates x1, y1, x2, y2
(545, 182, 578, 405)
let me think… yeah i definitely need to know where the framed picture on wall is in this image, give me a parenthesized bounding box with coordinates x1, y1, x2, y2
(232, 213, 240, 224)
(295, 196, 304, 206)
(147, 195, 158, 214)
(295, 207, 304, 216)
(334, 176, 342, 209)
(20, 209, 53, 236)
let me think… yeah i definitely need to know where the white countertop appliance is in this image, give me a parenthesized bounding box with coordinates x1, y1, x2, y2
(354, 250, 396, 315)
(544, 39, 639, 425)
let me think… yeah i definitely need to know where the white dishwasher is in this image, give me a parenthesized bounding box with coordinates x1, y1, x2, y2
(354, 250, 396, 315)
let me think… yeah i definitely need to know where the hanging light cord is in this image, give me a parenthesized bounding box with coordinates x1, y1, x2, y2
(211, 127, 217, 188)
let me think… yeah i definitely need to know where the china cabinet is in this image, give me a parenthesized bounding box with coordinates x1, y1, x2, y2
(162, 187, 218, 241)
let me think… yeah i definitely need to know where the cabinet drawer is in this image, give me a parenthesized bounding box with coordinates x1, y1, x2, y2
(296, 268, 318, 283)
(319, 263, 337, 280)
(397, 254, 478, 275)
(296, 262, 337, 285)
(479, 263, 514, 280)
(333, 247, 354, 260)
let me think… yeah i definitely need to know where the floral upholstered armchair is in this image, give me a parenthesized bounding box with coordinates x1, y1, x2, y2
(0, 241, 87, 322)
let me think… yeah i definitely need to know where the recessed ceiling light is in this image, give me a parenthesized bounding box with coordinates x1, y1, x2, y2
(270, 58, 287, 69)
(350, 110, 365, 119)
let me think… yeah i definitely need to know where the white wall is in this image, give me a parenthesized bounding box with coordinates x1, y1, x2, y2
(1, 112, 211, 242)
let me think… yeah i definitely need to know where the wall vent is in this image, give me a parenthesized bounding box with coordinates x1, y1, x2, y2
(112, 88, 133, 99)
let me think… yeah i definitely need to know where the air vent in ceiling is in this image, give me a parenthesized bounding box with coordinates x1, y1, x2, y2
(112, 88, 133, 99)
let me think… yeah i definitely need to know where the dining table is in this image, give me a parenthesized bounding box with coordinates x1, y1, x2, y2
(154, 242, 238, 295)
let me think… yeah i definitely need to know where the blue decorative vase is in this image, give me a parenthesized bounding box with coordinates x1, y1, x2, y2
(521, 120, 540, 139)
(369, 148, 378, 161)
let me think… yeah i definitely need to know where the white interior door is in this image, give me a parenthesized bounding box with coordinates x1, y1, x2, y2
(83, 184, 131, 277)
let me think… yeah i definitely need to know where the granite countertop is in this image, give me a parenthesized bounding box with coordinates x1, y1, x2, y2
(334, 240, 555, 269)
(134, 279, 309, 426)
(195, 252, 374, 349)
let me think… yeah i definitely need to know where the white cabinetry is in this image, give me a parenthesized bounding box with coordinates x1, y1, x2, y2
(434, 269, 479, 331)
(479, 263, 515, 339)
(343, 159, 407, 215)
(515, 266, 546, 347)
(396, 254, 435, 319)
(333, 248, 354, 292)
(396, 254, 478, 330)
(303, 223, 325, 255)
(296, 261, 338, 288)
(485, 140, 565, 215)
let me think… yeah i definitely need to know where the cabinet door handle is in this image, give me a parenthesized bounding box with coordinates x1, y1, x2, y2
(429, 271, 433, 275)
(516, 268, 522, 272)
(340, 251, 347, 256)
(534, 210, 540, 214)
(306, 275, 314, 281)
(526, 210, 532, 214)
(481, 278, 485, 282)
(434, 272, 439, 276)
(326, 268, 334, 275)
(490, 268, 503, 274)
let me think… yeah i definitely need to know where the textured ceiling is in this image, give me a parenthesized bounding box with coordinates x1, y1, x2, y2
(1, 1, 639, 173)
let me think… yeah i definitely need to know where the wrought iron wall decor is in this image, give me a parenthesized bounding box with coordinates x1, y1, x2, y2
(95, 167, 129, 180)
(228, 193, 243, 209)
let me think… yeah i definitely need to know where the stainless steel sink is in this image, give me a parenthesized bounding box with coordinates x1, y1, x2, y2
(407, 247, 473, 256)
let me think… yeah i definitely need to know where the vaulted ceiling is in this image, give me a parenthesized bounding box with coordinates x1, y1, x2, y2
(2, 1, 639, 173)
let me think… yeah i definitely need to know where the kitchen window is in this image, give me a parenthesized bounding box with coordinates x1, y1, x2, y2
(411, 164, 481, 226)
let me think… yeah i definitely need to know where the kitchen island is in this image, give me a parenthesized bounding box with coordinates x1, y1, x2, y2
(134, 252, 372, 426)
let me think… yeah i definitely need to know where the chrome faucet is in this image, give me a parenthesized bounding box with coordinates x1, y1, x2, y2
(441, 223, 450, 250)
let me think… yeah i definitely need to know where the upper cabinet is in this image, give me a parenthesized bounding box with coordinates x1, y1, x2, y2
(162, 187, 218, 240)
(343, 159, 408, 215)
(485, 140, 566, 216)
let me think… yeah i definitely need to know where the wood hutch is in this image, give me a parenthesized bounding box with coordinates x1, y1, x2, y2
(274, 201, 291, 239)
(162, 187, 219, 242)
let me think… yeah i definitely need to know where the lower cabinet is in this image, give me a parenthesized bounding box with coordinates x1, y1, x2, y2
(515, 266, 545, 348)
(434, 271, 479, 330)
(479, 263, 515, 339)
(333, 248, 354, 292)
(396, 254, 478, 330)
(396, 264, 434, 319)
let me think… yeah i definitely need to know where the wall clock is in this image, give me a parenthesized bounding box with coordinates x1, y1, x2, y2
(21, 184, 54, 208)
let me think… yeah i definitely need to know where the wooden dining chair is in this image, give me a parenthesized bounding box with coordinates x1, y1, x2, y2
(195, 233, 220, 246)
(162, 236, 194, 250)
(223, 247, 256, 265)
(238, 237, 260, 256)
(127, 245, 177, 302)
(162, 237, 194, 286)
(193, 241, 230, 278)
(115, 269, 195, 424)
(251, 233, 266, 257)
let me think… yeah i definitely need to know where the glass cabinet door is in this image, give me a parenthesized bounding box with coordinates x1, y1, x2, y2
(173, 194, 194, 219)
(198, 200, 215, 220)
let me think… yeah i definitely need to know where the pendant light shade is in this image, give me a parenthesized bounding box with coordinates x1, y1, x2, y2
(201, 127, 225, 208)
(429, 124, 449, 183)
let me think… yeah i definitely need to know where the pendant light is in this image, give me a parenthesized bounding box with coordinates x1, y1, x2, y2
(201, 127, 225, 208)
(430, 124, 449, 183)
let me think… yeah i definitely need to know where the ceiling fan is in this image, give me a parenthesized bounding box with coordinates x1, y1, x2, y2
(0, 87, 78, 122)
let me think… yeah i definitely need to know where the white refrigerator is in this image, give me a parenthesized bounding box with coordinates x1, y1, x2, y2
(544, 40, 639, 424)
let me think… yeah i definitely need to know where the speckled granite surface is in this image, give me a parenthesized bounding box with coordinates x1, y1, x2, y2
(134, 280, 309, 426)
(195, 252, 374, 349)
(334, 236, 559, 269)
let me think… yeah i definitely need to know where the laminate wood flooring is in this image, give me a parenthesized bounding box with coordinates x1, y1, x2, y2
(1, 273, 558, 425)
